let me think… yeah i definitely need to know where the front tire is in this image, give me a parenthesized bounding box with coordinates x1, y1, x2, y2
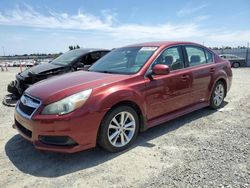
(210, 81, 226, 109)
(7, 81, 20, 96)
(98, 105, 139, 152)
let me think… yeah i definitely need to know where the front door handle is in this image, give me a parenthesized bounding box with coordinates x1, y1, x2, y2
(181, 74, 190, 80)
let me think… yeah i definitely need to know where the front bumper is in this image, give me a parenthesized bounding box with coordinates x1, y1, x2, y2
(13, 108, 106, 153)
(8, 79, 29, 96)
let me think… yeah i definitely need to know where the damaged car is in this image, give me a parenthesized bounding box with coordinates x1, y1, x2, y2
(13, 41, 232, 153)
(7, 48, 110, 98)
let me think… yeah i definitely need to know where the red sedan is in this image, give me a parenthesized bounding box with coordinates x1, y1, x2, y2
(13, 41, 232, 153)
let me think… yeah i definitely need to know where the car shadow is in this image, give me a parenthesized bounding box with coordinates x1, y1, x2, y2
(5, 102, 228, 177)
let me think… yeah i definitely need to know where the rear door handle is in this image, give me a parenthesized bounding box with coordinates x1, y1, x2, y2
(210, 67, 215, 73)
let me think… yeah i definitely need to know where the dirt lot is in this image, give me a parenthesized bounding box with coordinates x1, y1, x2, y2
(0, 68, 249, 188)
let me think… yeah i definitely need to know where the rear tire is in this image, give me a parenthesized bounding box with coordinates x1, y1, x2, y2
(209, 81, 226, 109)
(98, 105, 139, 152)
(232, 62, 240, 68)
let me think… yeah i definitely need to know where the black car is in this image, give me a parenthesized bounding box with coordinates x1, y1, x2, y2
(8, 48, 110, 97)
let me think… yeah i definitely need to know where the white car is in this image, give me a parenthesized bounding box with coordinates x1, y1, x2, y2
(24, 62, 35, 67)
(6, 62, 14, 67)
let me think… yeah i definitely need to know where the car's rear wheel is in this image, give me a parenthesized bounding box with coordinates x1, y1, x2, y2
(232, 62, 240, 68)
(210, 81, 226, 109)
(98, 105, 139, 152)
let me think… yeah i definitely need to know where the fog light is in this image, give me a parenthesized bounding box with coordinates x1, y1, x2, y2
(39, 136, 78, 146)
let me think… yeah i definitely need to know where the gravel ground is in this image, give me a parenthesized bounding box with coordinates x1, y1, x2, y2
(0, 67, 249, 188)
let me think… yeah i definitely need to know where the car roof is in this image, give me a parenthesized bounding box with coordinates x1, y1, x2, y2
(71, 48, 110, 54)
(219, 54, 236, 56)
(125, 41, 203, 48)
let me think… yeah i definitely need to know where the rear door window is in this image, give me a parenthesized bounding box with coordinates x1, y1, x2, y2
(185, 46, 206, 67)
(90, 52, 101, 60)
(205, 50, 213, 63)
(100, 51, 109, 57)
(83, 52, 101, 65)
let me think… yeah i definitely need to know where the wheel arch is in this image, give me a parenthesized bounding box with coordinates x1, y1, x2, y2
(209, 77, 228, 100)
(109, 100, 147, 132)
(217, 78, 227, 94)
(93, 84, 147, 129)
(96, 99, 147, 145)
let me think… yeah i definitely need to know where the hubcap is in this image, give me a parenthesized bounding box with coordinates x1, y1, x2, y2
(213, 84, 224, 106)
(233, 63, 240, 68)
(108, 111, 136, 147)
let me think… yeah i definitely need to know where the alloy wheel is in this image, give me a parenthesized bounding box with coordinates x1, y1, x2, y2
(107, 111, 136, 147)
(233, 62, 240, 68)
(213, 83, 225, 107)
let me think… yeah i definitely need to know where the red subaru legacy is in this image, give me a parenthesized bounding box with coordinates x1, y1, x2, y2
(14, 41, 232, 153)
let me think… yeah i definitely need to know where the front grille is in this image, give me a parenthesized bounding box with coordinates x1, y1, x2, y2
(15, 119, 32, 138)
(17, 94, 41, 118)
(19, 102, 36, 116)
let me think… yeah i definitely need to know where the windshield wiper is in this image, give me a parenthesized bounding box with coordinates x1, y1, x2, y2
(91, 70, 117, 74)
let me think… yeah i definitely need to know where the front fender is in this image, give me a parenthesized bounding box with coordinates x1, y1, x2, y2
(92, 86, 146, 116)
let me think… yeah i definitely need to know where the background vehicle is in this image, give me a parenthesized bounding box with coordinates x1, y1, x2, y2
(13, 61, 21, 67)
(14, 42, 232, 153)
(7, 48, 110, 97)
(24, 61, 35, 67)
(219, 54, 246, 68)
(7, 62, 14, 67)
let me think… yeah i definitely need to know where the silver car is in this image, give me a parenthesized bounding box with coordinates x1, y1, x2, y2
(219, 54, 246, 68)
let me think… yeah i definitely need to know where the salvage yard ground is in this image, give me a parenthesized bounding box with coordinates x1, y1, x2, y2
(0, 68, 249, 188)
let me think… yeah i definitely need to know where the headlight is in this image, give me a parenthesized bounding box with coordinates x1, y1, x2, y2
(41, 89, 92, 115)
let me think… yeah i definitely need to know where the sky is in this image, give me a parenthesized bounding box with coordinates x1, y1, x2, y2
(0, 0, 250, 55)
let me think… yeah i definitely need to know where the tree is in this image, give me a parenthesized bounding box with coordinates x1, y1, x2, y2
(212, 47, 219, 50)
(69, 45, 80, 50)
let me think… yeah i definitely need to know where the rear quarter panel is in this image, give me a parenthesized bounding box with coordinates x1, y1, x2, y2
(207, 55, 232, 99)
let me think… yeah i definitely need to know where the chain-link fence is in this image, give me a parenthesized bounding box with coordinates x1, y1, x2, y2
(213, 48, 250, 67)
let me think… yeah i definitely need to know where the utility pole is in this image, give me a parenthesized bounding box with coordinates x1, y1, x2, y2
(246, 42, 249, 67)
(2, 46, 5, 56)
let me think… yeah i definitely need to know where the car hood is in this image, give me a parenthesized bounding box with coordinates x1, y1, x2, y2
(19, 63, 64, 78)
(25, 71, 130, 104)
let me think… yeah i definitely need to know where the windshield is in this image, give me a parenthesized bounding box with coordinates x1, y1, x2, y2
(89, 46, 158, 74)
(51, 50, 85, 65)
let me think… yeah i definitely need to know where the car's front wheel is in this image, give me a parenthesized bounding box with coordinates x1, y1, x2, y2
(210, 81, 226, 109)
(7, 81, 20, 96)
(98, 105, 139, 152)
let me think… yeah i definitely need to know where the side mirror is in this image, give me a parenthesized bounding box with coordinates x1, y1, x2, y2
(152, 64, 170, 75)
